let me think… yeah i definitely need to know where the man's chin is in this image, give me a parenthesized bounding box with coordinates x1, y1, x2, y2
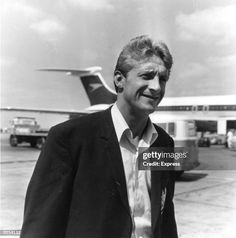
(137, 104, 157, 115)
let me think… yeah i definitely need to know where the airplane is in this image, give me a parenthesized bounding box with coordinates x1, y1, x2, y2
(1, 66, 236, 134)
(2, 66, 236, 172)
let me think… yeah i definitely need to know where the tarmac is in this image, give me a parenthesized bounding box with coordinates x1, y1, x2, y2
(1, 133, 236, 237)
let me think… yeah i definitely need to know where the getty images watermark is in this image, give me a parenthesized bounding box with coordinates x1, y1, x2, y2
(138, 147, 198, 171)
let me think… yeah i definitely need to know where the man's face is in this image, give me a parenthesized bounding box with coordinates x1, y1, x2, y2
(120, 56, 169, 115)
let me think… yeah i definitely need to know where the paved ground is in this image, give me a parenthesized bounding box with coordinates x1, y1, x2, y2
(1, 133, 236, 237)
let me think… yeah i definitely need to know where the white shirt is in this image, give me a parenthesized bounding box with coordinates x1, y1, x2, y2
(111, 104, 158, 238)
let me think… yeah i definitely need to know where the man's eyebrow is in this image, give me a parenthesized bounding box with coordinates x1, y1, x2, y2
(143, 68, 156, 73)
(138, 69, 156, 75)
(139, 68, 168, 76)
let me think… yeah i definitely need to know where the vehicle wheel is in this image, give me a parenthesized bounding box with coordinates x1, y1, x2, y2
(30, 141, 37, 147)
(36, 137, 45, 150)
(9, 135, 18, 147)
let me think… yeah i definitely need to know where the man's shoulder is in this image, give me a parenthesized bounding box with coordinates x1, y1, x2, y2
(50, 109, 109, 138)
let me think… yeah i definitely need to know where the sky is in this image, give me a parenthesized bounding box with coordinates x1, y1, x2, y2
(1, 0, 236, 112)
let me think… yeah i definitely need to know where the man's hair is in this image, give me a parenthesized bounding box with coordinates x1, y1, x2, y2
(114, 35, 173, 92)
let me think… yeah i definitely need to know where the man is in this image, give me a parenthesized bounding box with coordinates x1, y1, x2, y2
(21, 35, 178, 238)
(226, 129, 234, 149)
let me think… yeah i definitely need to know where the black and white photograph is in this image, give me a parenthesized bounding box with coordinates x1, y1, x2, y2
(1, 0, 236, 237)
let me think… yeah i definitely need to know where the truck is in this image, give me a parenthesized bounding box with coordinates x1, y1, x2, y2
(9, 117, 48, 149)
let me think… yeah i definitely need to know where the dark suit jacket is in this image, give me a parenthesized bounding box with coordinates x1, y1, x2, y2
(20, 108, 178, 238)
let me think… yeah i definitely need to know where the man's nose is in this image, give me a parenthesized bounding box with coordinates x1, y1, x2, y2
(148, 76, 161, 92)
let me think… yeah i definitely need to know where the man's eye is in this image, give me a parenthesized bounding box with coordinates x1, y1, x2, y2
(141, 74, 154, 80)
(141, 73, 168, 81)
(142, 75, 149, 79)
(159, 75, 168, 82)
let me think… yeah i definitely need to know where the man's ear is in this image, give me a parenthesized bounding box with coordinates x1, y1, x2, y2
(114, 70, 125, 92)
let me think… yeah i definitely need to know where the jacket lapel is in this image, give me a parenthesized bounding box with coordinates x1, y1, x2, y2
(100, 108, 130, 216)
(150, 132, 166, 235)
(151, 170, 162, 235)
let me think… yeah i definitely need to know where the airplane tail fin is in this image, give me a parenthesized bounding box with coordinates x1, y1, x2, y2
(38, 67, 117, 105)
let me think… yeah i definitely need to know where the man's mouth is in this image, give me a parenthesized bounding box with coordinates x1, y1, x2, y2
(142, 94, 160, 100)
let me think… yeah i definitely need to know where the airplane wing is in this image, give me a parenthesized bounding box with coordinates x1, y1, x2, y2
(37, 66, 102, 76)
(1, 104, 111, 117)
(0, 107, 89, 117)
